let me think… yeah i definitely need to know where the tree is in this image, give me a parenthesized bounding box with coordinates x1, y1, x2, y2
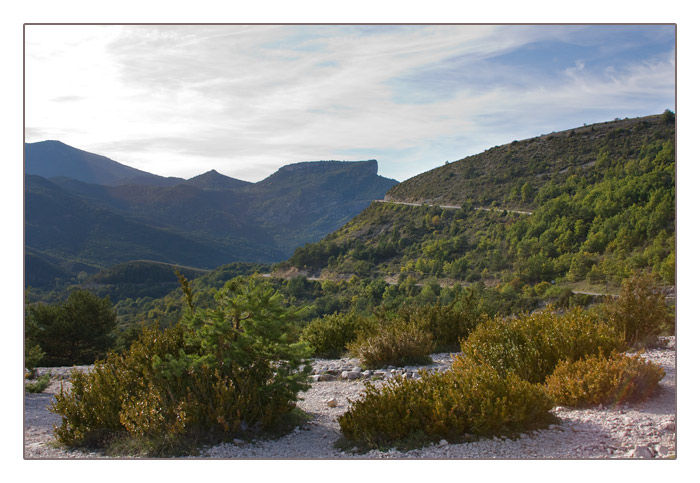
(28, 290, 117, 366)
(51, 277, 311, 454)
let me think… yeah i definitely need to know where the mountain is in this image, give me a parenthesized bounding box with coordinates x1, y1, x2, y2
(25, 145, 398, 288)
(25, 175, 245, 287)
(182, 169, 252, 190)
(281, 113, 675, 289)
(25, 140, 185, 187)
(386, 112, 675, 208)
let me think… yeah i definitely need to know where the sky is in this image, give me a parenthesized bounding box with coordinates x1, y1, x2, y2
(24, 24, 675, 183)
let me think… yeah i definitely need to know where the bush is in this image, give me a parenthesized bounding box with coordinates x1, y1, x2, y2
(348, 319, 434, 369)
(24, 344, 45, 377)
(603, 271, 673, 348)
(459, 306, 624, 383)
(50, 278, 311, 456)
(545, 352, 665, 406)
(338, 357, 554, 450)
(300, 312, 375, 358)
(398, 292, 486, 352)
(25, 373, 51, 393)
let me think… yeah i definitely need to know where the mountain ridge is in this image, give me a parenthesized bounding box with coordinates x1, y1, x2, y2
(25, 145, 398, 288)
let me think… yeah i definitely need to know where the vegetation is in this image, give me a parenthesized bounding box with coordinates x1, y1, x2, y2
(26, 289, 117, 366)
(545, 352, 665, 407)
(338, 357, 554, 450)
(458, 306, 624, 384)
(50, 278, 311, 456)
(347, 319, 434, 369)
(602, 271, 674, 348)
(25, 373, 51, 393)
(387, 113, 674, 208)
(300, 311, 374, 358)
(282, 114, 674, 290)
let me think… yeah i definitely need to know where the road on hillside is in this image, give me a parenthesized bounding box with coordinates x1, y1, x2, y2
(374, 199, 533, 215)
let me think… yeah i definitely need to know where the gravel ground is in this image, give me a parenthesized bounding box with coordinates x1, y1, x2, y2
(23, 340, 676, 460)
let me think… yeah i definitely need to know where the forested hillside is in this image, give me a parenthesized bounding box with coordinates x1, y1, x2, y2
(282, 113, 675, 290)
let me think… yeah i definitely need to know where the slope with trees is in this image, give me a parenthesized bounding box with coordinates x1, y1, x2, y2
(282, 113, 675, 290)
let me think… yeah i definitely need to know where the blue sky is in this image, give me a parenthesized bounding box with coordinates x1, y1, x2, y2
(24, 24, 675, 182)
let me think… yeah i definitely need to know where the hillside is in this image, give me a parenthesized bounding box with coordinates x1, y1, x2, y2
(387, 112, 675, 209)
(282, 113, 675, 290)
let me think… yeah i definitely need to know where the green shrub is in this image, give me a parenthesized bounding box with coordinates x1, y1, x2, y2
(545, 352, 665, 406)
(398, 292, 486, 352)
(50, 278, 311, 456)
(459, 306, 624, 383)
(300, 311, 375, 358)
(338, 357, 553, 450)
(25, 373, 51, 393)
(603, 271, 673, 348)
(24, 344, 45, 377)
(348, 319, 434, 369)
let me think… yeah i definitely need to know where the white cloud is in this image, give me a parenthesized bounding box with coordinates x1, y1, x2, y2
(25, 24, 675, 182)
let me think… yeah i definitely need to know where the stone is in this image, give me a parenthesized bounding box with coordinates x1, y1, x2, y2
(326, 398, 338, 408)
(310, 375, 321, 383)
(438, 439, 448, 447)
(655, 445, 669, 456)
(319, 374, 336, 381)
(342, 371, 360, 380)
(352, 366, 362, 373)
(632, 445, 653, 459)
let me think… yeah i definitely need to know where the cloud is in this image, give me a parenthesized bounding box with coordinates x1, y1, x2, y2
(25, 25, 676, 182)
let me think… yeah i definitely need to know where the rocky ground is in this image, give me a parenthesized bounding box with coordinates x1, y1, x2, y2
(23, 338, 676, 459)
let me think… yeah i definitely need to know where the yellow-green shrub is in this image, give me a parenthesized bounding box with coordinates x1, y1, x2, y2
(338, 357, 554, 450)
(459, 306, 624, 383)
(300, 311, 375, 358)
(603, 271, 674, 348)
(347, 319, 434, 368)
(545, 352, 665, 407)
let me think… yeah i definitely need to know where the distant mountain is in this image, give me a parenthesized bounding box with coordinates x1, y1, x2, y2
(24, 145, 398, 287)
(24, 174, 272, 286)
(25, 140, 185, 187)
(182, 169, 252, 190)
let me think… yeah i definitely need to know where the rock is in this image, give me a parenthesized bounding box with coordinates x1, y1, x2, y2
(438, 439, 448, 447)
(655, 445, 669, 456)
(319, 374, 336, 381)
(310, 375, 321, 383)
(632, 445, 653, 459)
(326, 398, 338, 408)
(352, 366, 362, 373)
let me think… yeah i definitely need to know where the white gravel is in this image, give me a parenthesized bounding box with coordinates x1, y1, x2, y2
(24, 340, 676, 459)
